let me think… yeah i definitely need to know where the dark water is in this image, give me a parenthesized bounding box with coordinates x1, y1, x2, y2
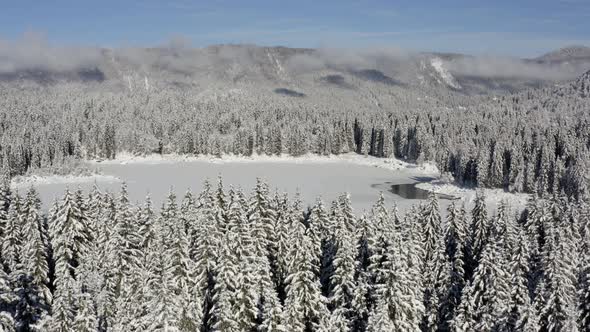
(373, 181, 458, 200)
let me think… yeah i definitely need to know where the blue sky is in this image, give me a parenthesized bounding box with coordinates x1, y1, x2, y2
(1, 0, 589, 57)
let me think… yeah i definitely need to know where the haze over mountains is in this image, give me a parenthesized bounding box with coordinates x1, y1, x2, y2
(1, 38, 589, 98)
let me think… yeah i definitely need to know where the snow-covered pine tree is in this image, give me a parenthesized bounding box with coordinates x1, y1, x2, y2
(246, 181, 285, 331)
(49, 189, 92, 332)
(13, 188, 51, 331)
(191, 181, 221, 330)
(372, 228, 423, 331)
(0, 268, 15, 332)
(211, 228, 241, 332)
(328, 225, 357, 331)
(144, 228, 181, 332)
(21, 188, 50, 301)
(367, 193, 393, 289)
(1, 193, 22, 274)
(452, 220, 510, 332)
(441, 201, 467, 326)
(537, 204, 579, 332)
(269, 193, 291, 303)
(365, 296, 395, 332)
(72, 289, 98, 332)
(500, 226, 534, 331)
(283, 222, 329, 331)
(95, 193, 119, 331)
(180, 189, 197, 235)
(417, 193, 452, 332)
(162, 189, 202, 331)
(579, 200, 590, 331)
(420, 192, 443, 265)
(113, 184, 142, 291)
(467, 190, 489, 279)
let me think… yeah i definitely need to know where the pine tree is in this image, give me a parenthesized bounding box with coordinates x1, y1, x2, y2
(501, 227, 534, 331)
(73, 290, 98, 332)
(328, 227, 357, 331)
(441, 202, 467, 326)
(211, 230, 241, 332)
(467, 190, 489, 279)
(113, 184, 142, 294)
(269, 193, 291, 303)
(373, 229, 423, 331)
(191, 182, 220, 331)
(579, 253, 590, 331)
(419, 193, 451, 332)
(537, 213, 579, 332)
(2, 193, 22, 273)
(579, 200, 590, 331)
(95, 193, 119, 331)
(367, 193, 393, 288)
(420, 193, 442, 265)
(21, 188, 51, 304)
(366, 296, 395, 332)
(144, 231, 180, 332)
(452, 228, 510, 332)
(247, 179, 280, 329)
(283, 223, 329, 331)
(0, 268, 16, 332)
(49, 189, 91, 332)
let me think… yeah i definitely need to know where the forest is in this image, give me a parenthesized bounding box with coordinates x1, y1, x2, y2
(0, 69, 589, 199)
(0, 177, 588, 331)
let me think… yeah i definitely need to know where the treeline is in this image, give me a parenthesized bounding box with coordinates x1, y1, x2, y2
(0, 178, 589, 331)
(1, 71, 590, 196)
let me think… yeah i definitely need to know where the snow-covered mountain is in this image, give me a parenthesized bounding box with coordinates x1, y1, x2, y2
(1, 44, 589, 98)
(535, 45, 590, 63)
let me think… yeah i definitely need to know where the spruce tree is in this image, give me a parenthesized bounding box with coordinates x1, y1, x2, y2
(2, 193, 22, 274)
(328, 227, 357, 330)
(283, 223, 329, 331)
(502, 227, 534, 331)
(73, 290, 98, 332)
(0, 268, 15, 332)
(49, 189, 91, 332)
(441, 202, 467, 326)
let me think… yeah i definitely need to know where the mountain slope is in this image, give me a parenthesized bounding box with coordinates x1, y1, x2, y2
(536, 45, 590, 63)
(1, 44, 589, 100)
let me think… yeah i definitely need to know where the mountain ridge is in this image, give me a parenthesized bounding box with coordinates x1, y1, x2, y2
(1, 44, 589, 97)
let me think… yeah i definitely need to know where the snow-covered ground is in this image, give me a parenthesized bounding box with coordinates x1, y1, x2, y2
(92, 152, 439, 173)
(430, 57, 462, 90)
(416, 180, 530, 215)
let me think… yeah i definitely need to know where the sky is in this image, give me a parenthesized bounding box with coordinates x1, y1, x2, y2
(1, 0, 589, 57)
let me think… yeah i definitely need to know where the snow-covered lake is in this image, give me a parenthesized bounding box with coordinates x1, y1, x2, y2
(12, 155, 446, 213)
(12, 154, 528, 214)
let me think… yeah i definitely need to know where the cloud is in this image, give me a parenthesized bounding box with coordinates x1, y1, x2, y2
(286, 47, 412, 74)
(446, 55, 590, 80)
(0, 33, 587, 84)
(0, 32, 103, 73)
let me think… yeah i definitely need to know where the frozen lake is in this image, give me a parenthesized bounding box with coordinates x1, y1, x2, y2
(14, 158, 447, 214)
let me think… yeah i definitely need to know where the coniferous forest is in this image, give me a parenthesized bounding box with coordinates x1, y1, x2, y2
(0, 176, 588, 332)
(1, 69, 589, 199)
(1, 22, 590, 332)
(2, 1, 590, 331)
